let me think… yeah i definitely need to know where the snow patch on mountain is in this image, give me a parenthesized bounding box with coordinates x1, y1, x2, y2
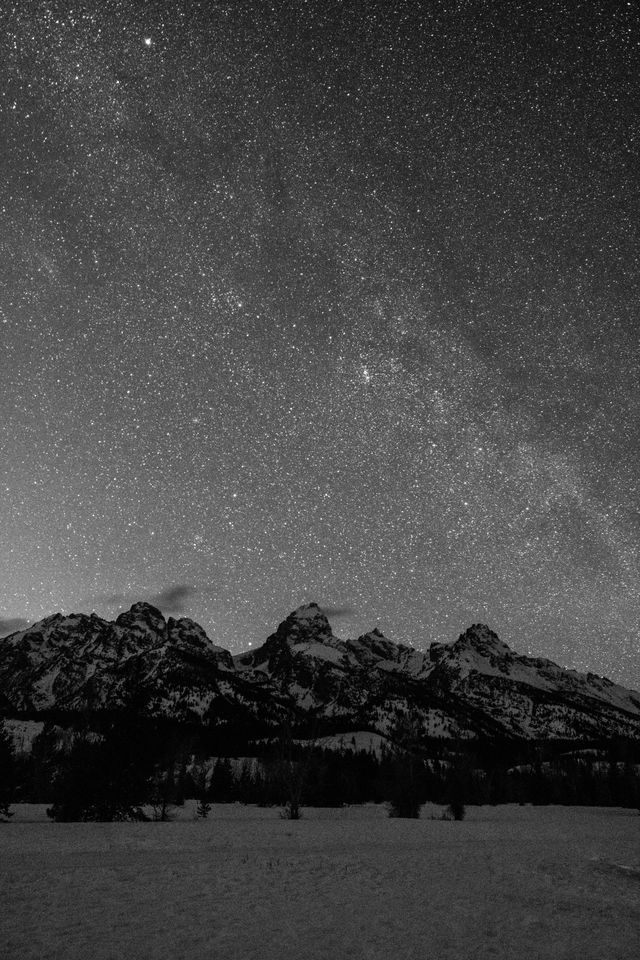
(292, 641, 344, 664)
(3, 719, 45, 755)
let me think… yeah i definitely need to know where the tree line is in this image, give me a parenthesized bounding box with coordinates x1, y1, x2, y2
(1, 717, 640, 822)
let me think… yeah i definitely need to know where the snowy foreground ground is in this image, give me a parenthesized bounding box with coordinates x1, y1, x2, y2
(2, 803, 639, 960)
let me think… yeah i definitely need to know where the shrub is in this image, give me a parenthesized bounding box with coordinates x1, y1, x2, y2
(447, 799, 466, 821)
(280, 800, 302, 820)
(387, 797, 421, 818)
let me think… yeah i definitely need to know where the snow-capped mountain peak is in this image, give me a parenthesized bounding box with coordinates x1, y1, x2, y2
(286, 603, 334, 639)
(255, 603, 331, 647)
(454, 623, 513, 655)
(114, 602, 168, 643)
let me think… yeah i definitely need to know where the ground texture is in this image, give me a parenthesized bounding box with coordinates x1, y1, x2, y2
(2, 804, 639, 960)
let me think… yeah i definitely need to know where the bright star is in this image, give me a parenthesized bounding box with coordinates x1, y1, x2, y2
(144, 37, 152, 47)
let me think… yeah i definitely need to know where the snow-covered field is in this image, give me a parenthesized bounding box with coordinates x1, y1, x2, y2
(2, 803, 639, 960)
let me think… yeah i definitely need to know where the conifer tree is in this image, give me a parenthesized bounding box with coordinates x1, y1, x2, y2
(386, 713, 424, 818)
(47, 718, 156, 822)
(210, 757, 236, 802)
(191, 760, 212, 818)
(0, 722, 17, 821)
(277, 716, 320, 819)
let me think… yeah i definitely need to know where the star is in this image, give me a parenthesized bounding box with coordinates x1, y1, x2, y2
(1, 0, 639, 690)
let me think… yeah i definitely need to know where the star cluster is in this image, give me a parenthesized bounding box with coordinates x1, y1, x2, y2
(2, 1, 640, 685)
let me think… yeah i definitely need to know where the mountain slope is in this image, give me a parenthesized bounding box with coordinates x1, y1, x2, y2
(0, 603, 287, 733)
(1, 602, 639, 744)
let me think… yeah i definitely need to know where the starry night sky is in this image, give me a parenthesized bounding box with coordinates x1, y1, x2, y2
(2, 0, 640, 686)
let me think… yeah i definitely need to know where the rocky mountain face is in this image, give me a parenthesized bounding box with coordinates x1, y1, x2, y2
(2, 602, 640, 749)
(0, 603, 280, 735)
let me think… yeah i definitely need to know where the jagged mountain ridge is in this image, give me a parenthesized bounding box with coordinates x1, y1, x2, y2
(1, 601, 639, 743)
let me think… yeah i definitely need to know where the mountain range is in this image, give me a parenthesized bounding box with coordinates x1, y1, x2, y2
(2, 601, 640, 752)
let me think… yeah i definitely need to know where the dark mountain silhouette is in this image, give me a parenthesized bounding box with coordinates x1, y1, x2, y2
(2, 602, 639, 752)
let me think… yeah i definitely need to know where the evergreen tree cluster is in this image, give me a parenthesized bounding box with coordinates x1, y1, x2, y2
(0, 722, 18, 821)
(185, 747, 386, 808)
(45, 716, 190, 822)
(3, 718, 640, 821)
(184, 739, 640, 813)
